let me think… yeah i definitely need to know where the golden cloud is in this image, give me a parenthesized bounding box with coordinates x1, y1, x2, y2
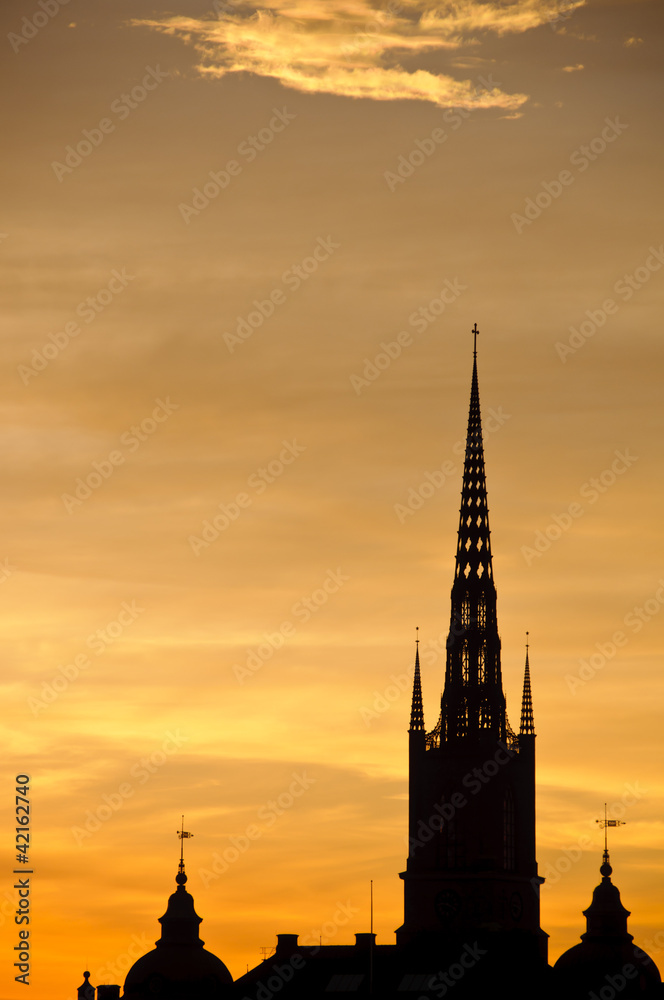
(135, 0, 585, 109)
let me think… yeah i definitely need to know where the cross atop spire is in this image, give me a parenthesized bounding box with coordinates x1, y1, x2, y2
(472, 322, 479, 358)
(409, 628, 425, 732)
(520, 633, 535, 736)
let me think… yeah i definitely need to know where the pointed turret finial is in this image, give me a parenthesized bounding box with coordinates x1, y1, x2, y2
(519, 633, 535, 736)
(409, 628, 425, 732)
(472, 322, 479, 358)
(77, 972, 95, 1000)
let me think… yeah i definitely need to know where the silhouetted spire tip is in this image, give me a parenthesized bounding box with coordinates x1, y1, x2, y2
(410, 631, 425, 732)
(519, 635, 535, 736)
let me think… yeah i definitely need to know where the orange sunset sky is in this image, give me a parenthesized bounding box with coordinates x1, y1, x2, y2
(1, 0, 664, 996)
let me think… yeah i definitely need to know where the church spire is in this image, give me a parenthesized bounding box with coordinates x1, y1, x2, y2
(453, 324, 494, 587)
(398, 332, 545, 955)
(520, 634, 535, 736)
(439, 327, 507, 742)
(409, 629, 424, 732)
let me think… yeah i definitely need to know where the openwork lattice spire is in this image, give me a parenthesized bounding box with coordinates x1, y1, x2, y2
(410, 631, 425, 732)
(520, 635, 535, 736)
(439, 328, 507, 742)
(454, 333, 493, 586)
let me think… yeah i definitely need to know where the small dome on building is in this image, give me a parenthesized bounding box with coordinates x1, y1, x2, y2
(554, 855, 661, 998)
(123, 868, 232, 998)
(77, 971, 95, 999)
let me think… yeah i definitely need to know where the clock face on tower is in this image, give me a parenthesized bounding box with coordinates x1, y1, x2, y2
(435, 889, 462, 923)
(510, 891, 523, 922)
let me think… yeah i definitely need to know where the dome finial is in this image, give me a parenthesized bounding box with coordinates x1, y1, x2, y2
(77, 971, 94, 1000)
(595, 803, 626, 878)
(176, 815, 194, 885)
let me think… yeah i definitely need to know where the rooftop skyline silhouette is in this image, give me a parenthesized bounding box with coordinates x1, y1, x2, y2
(67, 340, 662, 998)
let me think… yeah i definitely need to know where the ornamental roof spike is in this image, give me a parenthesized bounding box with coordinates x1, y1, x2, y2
(409, 628, 425, 732)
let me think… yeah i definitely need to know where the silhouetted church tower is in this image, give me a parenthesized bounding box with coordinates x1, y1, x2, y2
(397, 329, 547, 962)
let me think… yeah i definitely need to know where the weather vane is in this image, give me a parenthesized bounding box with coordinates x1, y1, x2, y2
(177, 815, 193, 875)
(595, 803, 625, 868)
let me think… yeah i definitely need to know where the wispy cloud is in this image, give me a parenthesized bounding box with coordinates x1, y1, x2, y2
(134, 0, 585, 110)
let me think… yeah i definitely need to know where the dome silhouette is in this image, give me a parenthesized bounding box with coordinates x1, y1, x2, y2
(123, 869, 232, 999)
